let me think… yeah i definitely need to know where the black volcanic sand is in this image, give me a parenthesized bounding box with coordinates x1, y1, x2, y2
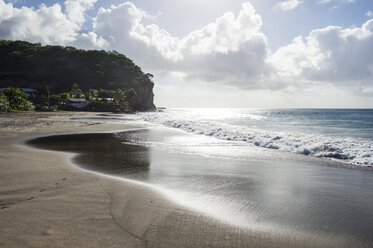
(27, 129, 373, 248)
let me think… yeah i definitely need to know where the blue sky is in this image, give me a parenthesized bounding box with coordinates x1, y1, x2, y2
(1, 0, 373, 107)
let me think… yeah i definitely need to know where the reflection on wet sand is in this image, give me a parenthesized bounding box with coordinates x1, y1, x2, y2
(27, 129, 373, 248)
(27, 132, 151, 176)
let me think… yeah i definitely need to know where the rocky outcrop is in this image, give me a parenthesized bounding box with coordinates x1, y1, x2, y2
(134, 82, 156, 111)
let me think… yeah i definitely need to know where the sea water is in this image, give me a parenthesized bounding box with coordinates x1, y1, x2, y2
(123, 108, 373, 167)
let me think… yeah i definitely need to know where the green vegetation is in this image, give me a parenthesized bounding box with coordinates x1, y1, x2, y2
(0, 94, 10, 112)
(0, 40, 156, 112)
(44, 84, 139, 112)
(0, 88, 34, 112)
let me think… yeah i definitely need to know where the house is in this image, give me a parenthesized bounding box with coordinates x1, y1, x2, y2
(22, 88, 38, 98)
(98, 97, 113, 101)
(0, 88, 38, 98)
(66, 98, 88, 109)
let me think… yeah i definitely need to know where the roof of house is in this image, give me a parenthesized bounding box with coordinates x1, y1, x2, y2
(67, 98, 87, 103)
(98, 97, 113, 101)
(22, 88, 38, 92)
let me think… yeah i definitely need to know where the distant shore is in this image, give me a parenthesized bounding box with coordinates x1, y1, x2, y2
(0, 112, 368, 248)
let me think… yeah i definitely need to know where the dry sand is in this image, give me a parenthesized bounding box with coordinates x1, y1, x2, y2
(0, 112, 333, 248)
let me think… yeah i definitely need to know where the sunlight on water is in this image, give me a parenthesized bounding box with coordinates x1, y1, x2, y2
(173, 108, 266, 121)
(28, 126, 373, 247)
(121, 108, 373, 167)
(73, 108, 373, 166)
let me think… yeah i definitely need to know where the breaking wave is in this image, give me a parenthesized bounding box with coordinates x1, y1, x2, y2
(130, 110, 373, 167)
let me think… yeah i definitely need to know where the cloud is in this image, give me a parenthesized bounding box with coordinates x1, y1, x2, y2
(75, 2, 271, 89)
(0, 0, 99, 45)
(276, 0, 303, 11)
(4, 0, 25, 3)
(176, 2, 271, 88)
(0, 0, 79, 44)
(269, 20, 373, 93)
(89, 2, 181, 61)
(366, 11, 373, 18)
(318, 0, 355, 4)
(73, 31, 109, 48)
(82, 1, 372, 93)
(64, 0, 97, 26)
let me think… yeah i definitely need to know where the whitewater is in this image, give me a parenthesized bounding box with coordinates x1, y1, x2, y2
(123, 108, 373, 167)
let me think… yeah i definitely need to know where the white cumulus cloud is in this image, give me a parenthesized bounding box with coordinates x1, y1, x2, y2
(269, 19, 373, 93)
(64, 0, 97, 26)
(276, 0, 303, 11)
(75, 2, 271, 89)
(0, 0, 79, 44)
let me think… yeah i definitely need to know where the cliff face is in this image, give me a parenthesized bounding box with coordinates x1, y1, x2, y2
(0, 40, 156, 111)
(134, 80, 156, 111)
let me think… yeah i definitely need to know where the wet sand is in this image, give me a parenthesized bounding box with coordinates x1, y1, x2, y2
(24, 124, 373, 247)
(0, 112, 288, 248)
(0, 112, 144, 247)
(1, 112, 372, 247)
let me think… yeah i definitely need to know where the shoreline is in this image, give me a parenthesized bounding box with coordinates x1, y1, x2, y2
(0, 112, 247, 248)
(0, 112, 147, 247)
(0, 112, 370, 247)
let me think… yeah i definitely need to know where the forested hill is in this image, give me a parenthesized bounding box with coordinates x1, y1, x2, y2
(0, 40, 155, 111)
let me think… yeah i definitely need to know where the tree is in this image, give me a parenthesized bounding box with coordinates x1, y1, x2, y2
(70, 83, 83, 98)
(124, 88, 137, 107)
(85, 89, 98, 101)
(145, 73, 154, 80)
(113, 89, 130, 113)
(49, 92, 69, 107)
(98, 89, 115, 98)
(2, 88, 34, 111)
(0, 94, 10, 112)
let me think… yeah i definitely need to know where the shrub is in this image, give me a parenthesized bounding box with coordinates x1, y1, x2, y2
(2, 88, 35, 111)
(0, 94, 10, 112)
(86, 98, 114, 112)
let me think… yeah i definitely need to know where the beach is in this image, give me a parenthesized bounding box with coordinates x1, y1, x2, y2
(1, 0, 372, 246)
(0, 112, 277, 248)
(0, 112, 143, 247)
(1, 112, 372, 248)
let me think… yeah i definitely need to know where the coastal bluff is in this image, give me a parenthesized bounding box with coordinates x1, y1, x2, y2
(0, 40, 155, 111)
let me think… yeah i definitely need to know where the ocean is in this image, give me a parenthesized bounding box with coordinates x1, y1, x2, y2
(28, 108, 373, 247)
(126, 108, 373, 167)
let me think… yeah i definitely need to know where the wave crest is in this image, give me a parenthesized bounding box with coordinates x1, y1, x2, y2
(137, 113, 373, 167)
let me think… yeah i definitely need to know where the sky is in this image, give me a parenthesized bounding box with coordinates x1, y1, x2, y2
(1, 0, 373, 108)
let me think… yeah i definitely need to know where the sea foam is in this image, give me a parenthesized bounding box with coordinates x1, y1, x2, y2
(126, 109, 373, 167)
